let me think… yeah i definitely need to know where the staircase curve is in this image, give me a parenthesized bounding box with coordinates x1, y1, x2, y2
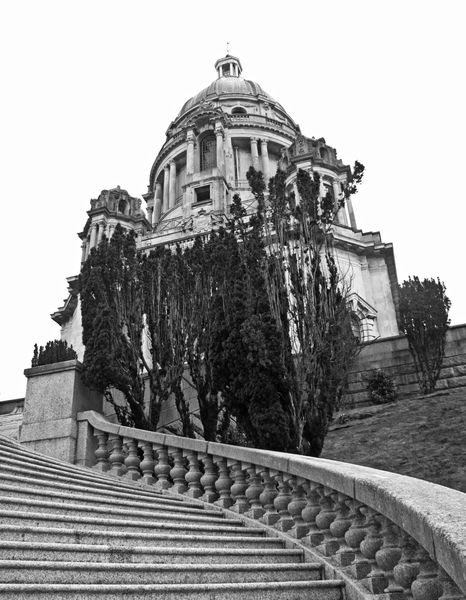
(1, 408, 465, 599)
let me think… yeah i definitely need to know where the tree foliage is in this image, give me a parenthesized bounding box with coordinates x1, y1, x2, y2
(79, 224, 149, 429)
(31, 340, 77, 367)
(246, 164, 364, 456)
(398, 276, 451, 394)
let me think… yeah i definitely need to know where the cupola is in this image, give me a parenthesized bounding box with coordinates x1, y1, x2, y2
(214, 54, 242, 78)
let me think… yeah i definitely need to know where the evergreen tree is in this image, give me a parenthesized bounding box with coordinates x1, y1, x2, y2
(398, 276, 451, 394)
(247, 165, 363, 456)
(79, 224, 149, 428)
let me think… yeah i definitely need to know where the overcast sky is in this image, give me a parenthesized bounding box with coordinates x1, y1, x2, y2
(1, 0, 465, 401)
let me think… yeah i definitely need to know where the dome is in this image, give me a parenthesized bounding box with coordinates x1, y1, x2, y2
(177, 76, 283, 118)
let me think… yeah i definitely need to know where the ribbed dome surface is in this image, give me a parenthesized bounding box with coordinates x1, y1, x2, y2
(178, 76, 282, 117)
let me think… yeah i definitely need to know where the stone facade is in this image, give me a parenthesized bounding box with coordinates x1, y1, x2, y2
(53, 54, 400, 359)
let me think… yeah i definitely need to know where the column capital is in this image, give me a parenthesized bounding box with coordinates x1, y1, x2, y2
(164, 163, 170, 171)
(260, 138, 268, 147)
(250, 136, 258, 144)
(169, 159, 176, 167)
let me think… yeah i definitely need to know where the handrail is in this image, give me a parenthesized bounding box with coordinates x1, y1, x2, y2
(77, 410, 466, 597)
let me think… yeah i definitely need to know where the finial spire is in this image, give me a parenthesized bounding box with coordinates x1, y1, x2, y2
(226, 41, 230, 55)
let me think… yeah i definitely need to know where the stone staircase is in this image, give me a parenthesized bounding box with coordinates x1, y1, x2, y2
(0, 435, 345, 599)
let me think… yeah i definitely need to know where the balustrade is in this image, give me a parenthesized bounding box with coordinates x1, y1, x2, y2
(75, 410, 466, 599)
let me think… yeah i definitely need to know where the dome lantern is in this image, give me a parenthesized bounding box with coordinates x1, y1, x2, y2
(214, 54, 242, 79)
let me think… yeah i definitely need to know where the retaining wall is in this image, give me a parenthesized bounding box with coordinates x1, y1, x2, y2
(344, 323, 466, 407)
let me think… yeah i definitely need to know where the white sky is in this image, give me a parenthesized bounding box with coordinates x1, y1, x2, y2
(1, 0, 465, 401)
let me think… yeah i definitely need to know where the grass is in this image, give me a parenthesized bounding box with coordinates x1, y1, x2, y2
(321, 386, 466, 493)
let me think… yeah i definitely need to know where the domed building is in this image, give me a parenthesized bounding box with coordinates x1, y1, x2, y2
(52, 55, 400, 356)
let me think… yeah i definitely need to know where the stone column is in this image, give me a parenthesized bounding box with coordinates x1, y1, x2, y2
(169, 160, 176, 209)
(261, 139, 270, 183)
(80, 242, 87, 264)
(225, 132, 234, 184)
(333, 179, 348, 226)
(234, 146, 240, 184)
(186, 130, 195, 175)
(347, 197, 357, 229)
(250, 137, 259, 170)
(163, 164, 170, 213)
(147, 206, 153, 226)
(154, 181, 163, 222)
(97, 222, 104, 245)
(216, 123, 225, 175)
(89, 224, 97, 249)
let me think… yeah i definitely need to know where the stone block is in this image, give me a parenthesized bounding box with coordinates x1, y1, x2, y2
(447, 376, 466, 388)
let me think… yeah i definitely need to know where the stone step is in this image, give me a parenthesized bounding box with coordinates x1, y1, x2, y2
(0, 509, 246, 534)
(0, 580, 345, 600)
(0, 524, 272, 546)
(0, 468, 197, 507)
(0, 496, 227, 523)
(0, 560, 322, 585)
(0, 541, 302, 564)
(0, 482, 218, 515)
(0, 451, 167, 499)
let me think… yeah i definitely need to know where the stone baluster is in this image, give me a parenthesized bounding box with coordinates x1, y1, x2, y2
(93, 430, 110, 472)
(302, 482, 324, 547)
(154, 181, 163, 223)
(183, 450, 203, 498)
(153, 443, 172, 491)
(393, 530, 420, 598)
(169, 447, 188, 494)
(438, 568, 465, 599)
(360, 506, 387, 595)
(286, 476, 309, 539)
(107, 433, 126, 477)
(213, 456, 233, 509)
(315, 487, 339, 556)
(228, 461, 250, 514)
(273, 473, 294, 532)
(331, 494, 355, 567)
(374, 516, 404, 597)
(411, 546, 440, 600)
(345, 500, 371, 580)
(258, 467, 279, 526)
(163, 165, 170, 213)
(250, 137, 260, 170)
(198, 453, 218, 503)
(123, 437, 141, 481)
(139, 441, 156, 485)
(245, 466, 265, 519)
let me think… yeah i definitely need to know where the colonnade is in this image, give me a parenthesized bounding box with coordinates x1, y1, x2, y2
(151, 128, 272, 224)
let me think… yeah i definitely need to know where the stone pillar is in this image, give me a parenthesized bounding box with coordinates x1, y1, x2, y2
(216, 123, 225, 175)
(147, 206, 153, 226)
(186, 130, 195, 175)
(250, 137, 259, 170)
(347, 197, 357, 229)
(163, 164, 170, 213)
(154, 181, 163, 222)
(169, 160, 176, 209)
(225, 132, 234, 184)
(21, 360, 103, 463)
(333, 179, 348, 226)
(261, 139, 270, 183)
(80, 242, 87, 264)
(89, 224, 97, 249)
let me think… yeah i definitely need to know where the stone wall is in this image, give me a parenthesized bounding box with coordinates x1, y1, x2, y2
(344, 323, 466, 407)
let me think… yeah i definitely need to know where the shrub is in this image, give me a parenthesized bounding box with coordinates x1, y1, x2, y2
(366, 369, 398, 404)
(31, 340, 77, 367)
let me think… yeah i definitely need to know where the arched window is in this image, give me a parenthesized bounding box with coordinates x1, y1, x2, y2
(232, 106, 247, 114)
(200, 135, 217, 171)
